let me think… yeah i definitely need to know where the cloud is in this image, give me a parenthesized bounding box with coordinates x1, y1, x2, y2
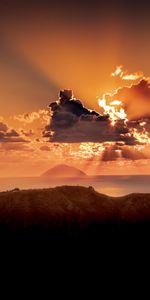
(0, 122, 27, 143)
(14, 109, 49, 124)
(101, 146, 120, 161)
(20, 129, 34, 137)
(0, 122, 8, 132)
(112, 66, 143, 81)
(0, 142, 31, 151)
(105, 79, 150, 120)
(101, 145, 148, 162)
(44, 90, 148, 145)
(40, 145, 51, 151)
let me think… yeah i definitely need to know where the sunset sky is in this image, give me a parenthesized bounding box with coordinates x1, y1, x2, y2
(0, 0, 150, 177)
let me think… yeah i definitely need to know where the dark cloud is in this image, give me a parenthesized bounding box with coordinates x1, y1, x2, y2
(44, 90, 143, 145)
(101, 146, 119, 161)
(40, 145, 51, 151)
(0, 143, 32, 151)
(21, 129, 34, 137)
(128, 118, 150, 132)
(106, 79, 150, 120)
(0, 122, 8, 132)
(101, 145, 148, 162)
(0, 122, 27, 143)
(122, 148, 148, 160)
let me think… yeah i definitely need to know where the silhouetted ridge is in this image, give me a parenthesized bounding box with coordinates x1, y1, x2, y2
(0, 186, 150, 223)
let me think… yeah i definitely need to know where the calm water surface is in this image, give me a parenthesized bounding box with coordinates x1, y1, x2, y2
(0, 175, 149, 196)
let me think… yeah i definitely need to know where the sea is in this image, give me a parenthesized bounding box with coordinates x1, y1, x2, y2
(0, 175, 150, 196)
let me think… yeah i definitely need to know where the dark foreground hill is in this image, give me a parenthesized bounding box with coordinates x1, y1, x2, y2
(0, 186, 150, 272)
(0, 185, 150, 227)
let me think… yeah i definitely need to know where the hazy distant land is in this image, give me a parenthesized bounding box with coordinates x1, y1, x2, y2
(41, 164, 86, 178)
(0, 164, 150, 196)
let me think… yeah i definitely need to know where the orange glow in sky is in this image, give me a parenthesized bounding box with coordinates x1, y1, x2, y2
(0, 1, 150, 177)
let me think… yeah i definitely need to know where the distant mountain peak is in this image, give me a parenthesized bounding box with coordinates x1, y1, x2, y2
(41, 164, 86, 178)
